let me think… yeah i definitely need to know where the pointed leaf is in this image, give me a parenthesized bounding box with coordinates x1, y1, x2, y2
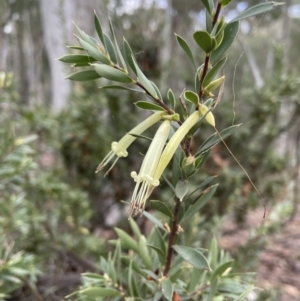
(173, 245, 211, 270)
(104, 33, 118, 64)
(74, 23, 95, 46)
(57, 54, 97, 64)
(193, 31, 214, 53)
(80, 287, 122, 297)
(135, 101, 164, 111)
(211, 260, 234, 281)
(133, 58, 158, 98)
(221, 0, 232, 6)
(66, 70, 101, 81)
(147, 244, 165, 264)
(188, 175, 217, 198)
(181, 184, 218, 222)
(114, 228, 139, 252)
(109, 18, 127, 71)
(175, 34, 196, 69)
(93, 64, 133, 83)
(150, 81, 163, 100)
(128, 218, 142, 239)
(161, 278, 173, 301)
(211, 21, 239, 64)
(66, 45, 84, 50)
(94, 11, 106, 47)
(143, 211, 165, 231)
(99, 85, 144, 93)
(123, 39, 137, 74)
(201, 0, 213, 13)
(202, 56, 227, 87)
(196, 124, 241, 155)
(184, 90, 199, 106)
(167, 89, 176, 110)
(77, 38, 111, 64)
(230, 2, 282, 23)
(175, 180, 189, 201)
(150, 200, 173, 218)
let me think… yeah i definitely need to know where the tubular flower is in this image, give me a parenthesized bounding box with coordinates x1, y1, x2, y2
(154, 110, 202, 180)
(96, 111, 165, 175)
(129, 119, 171, 217)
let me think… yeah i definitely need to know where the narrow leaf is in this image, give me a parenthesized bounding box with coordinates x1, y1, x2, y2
(57, 54, 96, 64)
(143, 211, 165, 231)
(211, 260, 234, 281)
(109, 17, 127, 71)
(150, 200, 173, 218)
(99, 85, 144, 93)
(211, 21, 239, 64)
(167, 89, 176, 110)
(175, 34, 196, 69)
(93, 64, 133, 83)
(230, 2, 282, 23)
(94, 11, 106, 47)
(73, 23, 95, 46)
(133, 58, 158, 98)
(184, 90, 199, 106)
(135, 101, 164, 111)
(161, 278, 173, 301)
(123, 39, 137, 74)
(66, 70, 101, 81)
(173, 245, 211, 270)
(114, 228, 139, 252)
(196, 124, 241, 155)
(104, 33, 118, 64)
(181, 184, 218, 222)
(202, 56, 227, 87)
(201, 0, 212, 13)
(78, 38, 111, 64)
(193, 31, 214, 53)
(80, 287, 122, 297)
(128, 218, 142, 239)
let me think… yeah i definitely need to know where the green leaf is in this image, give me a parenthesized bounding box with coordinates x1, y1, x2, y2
(167, 89, 176, 110)
(184, 90, 199, 106)
(150, 81, 163, 100)
(80, 287, 122, 297)
(57, 54, 96, 64)
(211, 21, 239, 64)
(66, 45, 84, 50)
(93, 64, 133, 83)
(94, 11, 106, 48)
(230, 2, 283, 23)
(109, 17, 127, 71)
(202, 56, 227, 87)
(104, 33, 118, 64)
(188, 175, 217, 198)
(181, 184, 218, 222)
(147, 244, 165, 264)
(211, 260, 234, 281)
(175, 180, 189, 201)
(66, 70, 101, 81)
(150, 200, 173, 219)
(138, 236, 152, 269)
(77, 38, 111, 64)
(201, 0, 213, 13)
(133, 58, 158, 98)
(73, 23, 95, 46)
(135, 101, 165, 111)
(196, 124, 241, 156)
(123, 39, 137, 75)
(128, 261, 134, 296)
(143, 211, 165, 231)
(161, 278, 173, 301)
(99, 85, 144, 93)
(114, 228, 139, 252)
(193, 31, 215, 53)
(175, 34, 196, 69)
(173, 245, 211, 270)
(128, 218, 142, 239)
(221, 0, 232, 6)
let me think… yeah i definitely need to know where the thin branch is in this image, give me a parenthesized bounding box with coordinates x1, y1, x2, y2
(163, 198, 181, 276)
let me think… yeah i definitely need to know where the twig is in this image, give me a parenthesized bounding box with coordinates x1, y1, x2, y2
(163, 198, 181, 276)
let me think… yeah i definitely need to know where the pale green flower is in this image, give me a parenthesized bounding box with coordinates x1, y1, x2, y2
(96, 111, 165, 176)
(129, 119, 171, 216)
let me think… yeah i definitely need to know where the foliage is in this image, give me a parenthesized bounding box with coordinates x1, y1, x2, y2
(56, 1, 282, 300)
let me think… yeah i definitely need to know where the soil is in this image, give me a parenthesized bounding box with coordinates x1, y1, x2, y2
(219, 207, 300, 301)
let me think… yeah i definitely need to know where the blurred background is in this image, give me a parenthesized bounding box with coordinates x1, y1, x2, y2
(0, 0, 299, 300)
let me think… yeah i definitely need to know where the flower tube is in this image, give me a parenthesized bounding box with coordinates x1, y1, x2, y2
(96, 111, 165, 175)
(129, 119, 171, 216)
